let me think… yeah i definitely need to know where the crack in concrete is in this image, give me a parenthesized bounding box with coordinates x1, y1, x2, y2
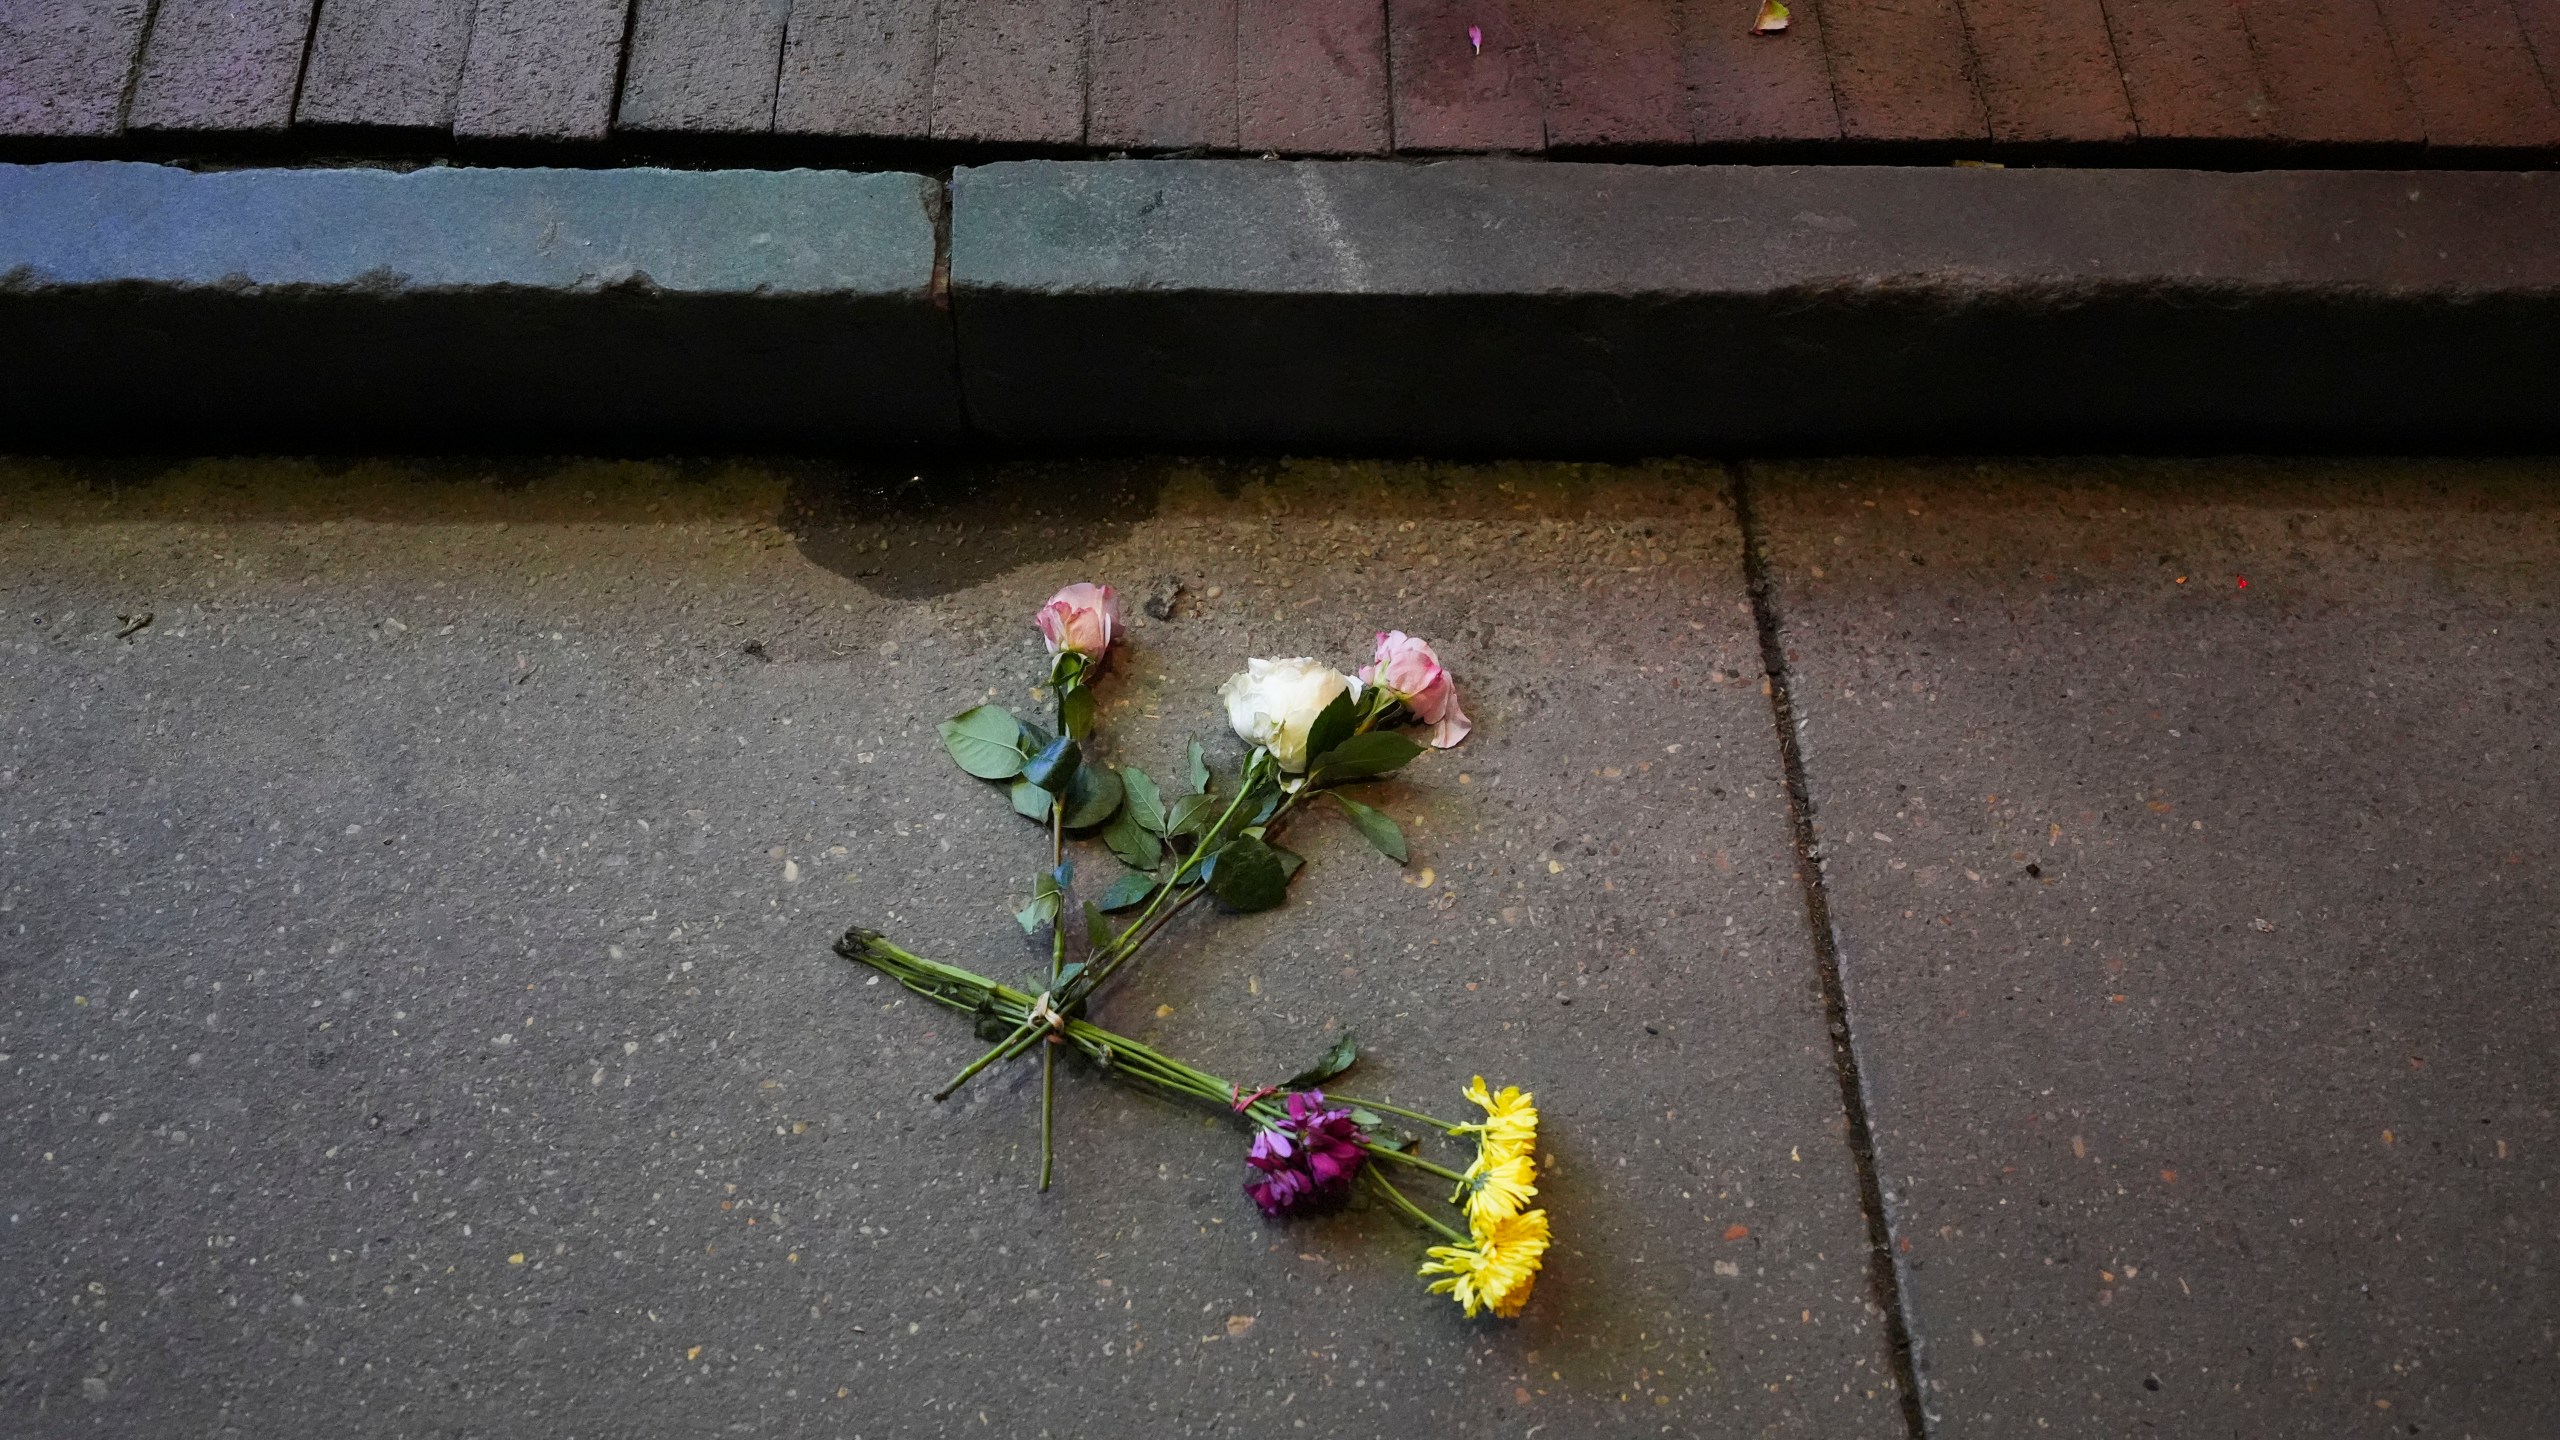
(1728, 459, 1932, 1440)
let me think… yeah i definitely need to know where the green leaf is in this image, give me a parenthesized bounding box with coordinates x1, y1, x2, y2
(1187, 736, 1211, 793)
(1348, 1108, 1384, 1128)
(1021, 735, 1081, 794)
(1102, 805, 1163, 871)
(1010, 779, 1054, 822)
(1062, 763, 1124, 830)
(1331, 793, 1408, 864)
(1272, 844, 1304, 882)
(1165, 791, 1222, 837)
(1121, 765, 1166, 834)
(1207, 835, 1289, 912)
(939, 705, 1027, 780)
(1302, 689, 1358, 773)
(1097, 871, 1158, 911)
(1083, 901, 1112, 951)
(1308, 731, 1424, 784)
(1059, 683, 1095, 741)
(1013, 872, 1062, 934)
(1283, 1032, 1359, 1089)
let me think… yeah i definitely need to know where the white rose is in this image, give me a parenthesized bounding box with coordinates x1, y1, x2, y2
(1218, 657, 1354, 773)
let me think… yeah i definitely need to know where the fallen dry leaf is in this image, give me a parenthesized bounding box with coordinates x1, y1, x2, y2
(1754, 0, 1791, 32)
(1225, 1314, 1256, 1338)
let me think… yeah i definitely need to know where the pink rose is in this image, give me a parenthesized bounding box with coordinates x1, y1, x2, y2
(1035, 583, 1118, 658)
(1359, 631, 1471, 749)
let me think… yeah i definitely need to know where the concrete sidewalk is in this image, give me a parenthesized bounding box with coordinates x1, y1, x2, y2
(2, 456, 2555, 1437)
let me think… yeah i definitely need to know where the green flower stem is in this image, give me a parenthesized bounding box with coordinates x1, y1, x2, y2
(1073, 777, 1306, 1004)
(1327, 1095, 1464, 1133)
(1364, 1169, 1468, 1244)
(933, 1020, 1038, 1101)
(1042, 797, 1065, 1191)
(1366, 1146, 1468, 1184)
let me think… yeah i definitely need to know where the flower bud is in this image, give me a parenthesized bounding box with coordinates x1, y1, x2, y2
(1359, 631, 1472, 748)
(1218, 657, 1353, 772)
(1035, 582, 1118, 659)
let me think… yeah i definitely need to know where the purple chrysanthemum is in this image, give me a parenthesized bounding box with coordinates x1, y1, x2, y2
(1244, 1090, 1368, 1217)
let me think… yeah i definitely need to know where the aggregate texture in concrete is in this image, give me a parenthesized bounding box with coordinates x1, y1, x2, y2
(1750, 459, 2560, 1436)
(0, 458, 1903, 1437)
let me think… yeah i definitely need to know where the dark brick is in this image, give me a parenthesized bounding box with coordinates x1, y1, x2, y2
(932, 0, 1087, 144)
(2235, 0, 2420, 144)
(128, 0, 316, 132)
(1388, 0, 1544, 152)
(1533, 0, 1686, 148)
(298, 0, 475, 127)
(1682, 0, 1843, 143)
(1090, 0, 1237, 150)
(0, 0, 150, 136)
(775, 0, 935, 137)
(2371, 0, 2560, 146)
(1238, 0, 1389, 153)
(1957, 0, 2134, 142)
(454, 0, 631, 141)
(619, 0, 789, 132)
(1820, 0, 1988, 141)
(2520, 0, 2560, 108)
(2104, 0, 2271, 139)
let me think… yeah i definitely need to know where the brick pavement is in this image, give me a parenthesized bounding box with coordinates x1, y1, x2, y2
(5, 0, 2558, 157)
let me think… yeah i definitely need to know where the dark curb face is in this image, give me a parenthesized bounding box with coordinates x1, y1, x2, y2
(7, 157, 2560, 451)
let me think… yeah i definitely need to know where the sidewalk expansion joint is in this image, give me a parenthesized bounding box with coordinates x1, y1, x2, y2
(1727, 460, 1931, 1440)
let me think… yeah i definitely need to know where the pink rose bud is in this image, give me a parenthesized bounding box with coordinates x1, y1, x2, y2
(1359, 630, 1472, 749)
(1036, 583, 1118, 658)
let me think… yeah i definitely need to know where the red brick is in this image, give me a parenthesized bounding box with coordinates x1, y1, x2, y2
(618, 0, 790, 132)
(0, 0, 150, 135)
(2370, 0, 2560, 146)
(1090, 0, 1238, 150)
(299, 0, 476, 127)
(1532, 0, 1686, 148)
(1957, 0, 2134, 142)
(1239, 0, 1390, 153)
(129, 0, 316, 132)
(454, 0, 631, 140)
(2234, 0, 2419, 144)
(1389, 0, 1544, 152)
(2104, 0, 2271, 139)
(932, 0, 1087, 144)
(775, 0, 935, 137)
(2519, 0, 2560, 105)
(1821, 0, 1987, 141)
(1683, 0, 1843, 143)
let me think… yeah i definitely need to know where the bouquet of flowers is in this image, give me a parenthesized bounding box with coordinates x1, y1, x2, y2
(833, 582, 1552, 1319)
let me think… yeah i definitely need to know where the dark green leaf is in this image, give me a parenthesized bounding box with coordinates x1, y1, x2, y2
(1059, 683, 1095, 741)
(1010, 779, 1054, 822)
(1250, 784, 1283, 825)
(1021, 735, 1081, 794)
(1062, 763, 1124, 830)
(1301, 690, 1358, 773)
(1272, 844, 1305, 882)
(939, 705, 1026, 780)
(1165, 791, 1222, 837)
(1283, 1032, 1359, 1088)
(1053, 961, 1086, 992)
(1207, 835, 1289, 912)
(1186, 737, 1211, 793)
(1121, 765, 1166, 834)
(1083, 901, 1112, 951)
(1308, 731, 1424, 784)
(1332, 793, 1408, 864)
(1102, 805, 1163, 871)
(1097, 871, 1158, 912)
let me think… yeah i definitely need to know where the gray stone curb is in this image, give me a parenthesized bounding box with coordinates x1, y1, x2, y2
(6, 158, 2558, 451)
(0, 162, 958, 448)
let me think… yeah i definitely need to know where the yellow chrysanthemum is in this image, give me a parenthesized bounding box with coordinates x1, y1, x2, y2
(1419, 1209, 1551, 1319)
(1459, 1076, 1538, 1150)
(1455, 1147, 1539, 1227)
